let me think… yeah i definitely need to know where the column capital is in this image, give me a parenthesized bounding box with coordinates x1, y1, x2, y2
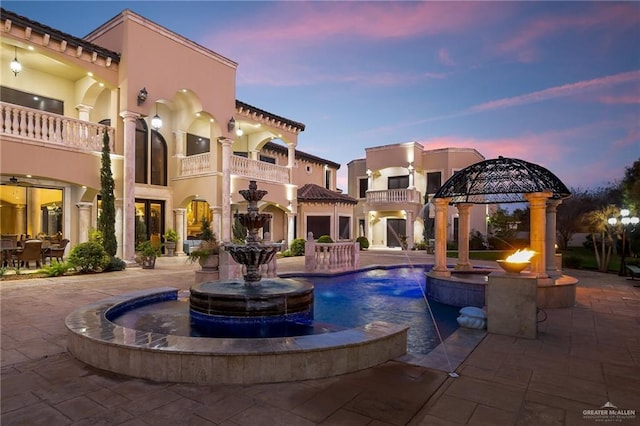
(119, 110, 140, 121)
(217, 136, 233, 146)
(174, 207, 187, 214)
(75, 104, 93, 112)
(76, 202, 93, 210)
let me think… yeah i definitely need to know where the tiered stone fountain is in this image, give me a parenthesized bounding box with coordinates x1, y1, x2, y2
(189, 181, 314, 325)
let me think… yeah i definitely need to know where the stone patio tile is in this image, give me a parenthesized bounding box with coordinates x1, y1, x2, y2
(230, 403, 317, 426)
(567, 357, 604, 382)
(444, 376, 525, 412)
(86, 386, 131, 408)
(1, 390, 40, 414)
(117, 388, 183, 416)
(515, 401, 564, 426)
(423, 394, 476, 424)
(343, 389, 424, 426)
(55, 395, 109, 421)
(0, 369, 50, 398)
(316, 408, 373, 425)
(528, 371, 608, 406)
(291, 381, 364, 423)
(467, 404, 517, 425)
(108, 378, 169, 401)
(1, 401, 71, 425)
(1, 348, 30, 365)
(194, 394, 257, 424)
(135, 396, 205, 424)
(243, 381, 319, 410)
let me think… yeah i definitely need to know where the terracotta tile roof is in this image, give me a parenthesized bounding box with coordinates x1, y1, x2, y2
(264, 142, 341, 169)
(236, 100, 306, 132)
(297, 184, 357, 205)
(1, 8, 121, 62)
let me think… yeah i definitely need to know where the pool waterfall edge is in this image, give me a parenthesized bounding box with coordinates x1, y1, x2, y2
(65, 287, 409, 384)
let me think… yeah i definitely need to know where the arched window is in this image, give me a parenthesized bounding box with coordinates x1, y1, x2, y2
(134, 119, 167, 186)
(135, 119, 148, 184)
(150, 130, 167, 186)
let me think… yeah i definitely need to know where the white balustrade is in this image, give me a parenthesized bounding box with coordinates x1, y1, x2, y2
(0, 102, 114, 152)
(230, 155, 289, 184)
(366, 188, 421, 204)
(180, 153, 210, 176)
(304, 235, 360, 273)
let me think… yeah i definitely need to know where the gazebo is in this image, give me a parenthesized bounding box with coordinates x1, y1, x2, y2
(430, 156, 571, 281)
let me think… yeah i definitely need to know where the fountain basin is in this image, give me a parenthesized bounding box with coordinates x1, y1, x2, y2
(65, 287, 408, 384)
(190, 278, 314, 323)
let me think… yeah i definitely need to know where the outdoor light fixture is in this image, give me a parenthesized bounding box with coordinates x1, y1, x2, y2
(10, 47, 21, 76)
(151, 103, 162, 130)
(227, 117, 236, 133)
(137, 87, 148, 105)
(236, 127, 243, 136)
(608, 208, 639, 276)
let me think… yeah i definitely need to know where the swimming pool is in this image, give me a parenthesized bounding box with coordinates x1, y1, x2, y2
(111, 266, 459, 354)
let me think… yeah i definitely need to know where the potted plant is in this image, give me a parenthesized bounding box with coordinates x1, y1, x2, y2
(164, 229, 179, 257)
(136, 240, 161, 269)
(187, 217, 220, 270)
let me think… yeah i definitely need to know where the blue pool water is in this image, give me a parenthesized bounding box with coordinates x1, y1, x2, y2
(111, 266, 460, 354)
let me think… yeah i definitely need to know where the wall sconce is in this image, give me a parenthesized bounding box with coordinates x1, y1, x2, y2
(137, 87, 148, 105)
(236, 126, 243, 136)
(227, 117, 236, 133)
(151, 103, 162, 130)
(10, 47, 21, 76)
(408, 163, 414, 172)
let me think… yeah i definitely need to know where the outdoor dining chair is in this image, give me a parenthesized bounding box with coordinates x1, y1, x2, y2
(44, 238, 69, 265)
(12, 240, 43, 269)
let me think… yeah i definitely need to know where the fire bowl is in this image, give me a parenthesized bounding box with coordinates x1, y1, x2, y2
(496, 260, 530, 274)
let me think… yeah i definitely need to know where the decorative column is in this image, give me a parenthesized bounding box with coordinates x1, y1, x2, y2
(405, 211, 414, 249)
(174, 208, 186, 255)
(27, 188, 41, 237)
(120, 112, 138, 261)
(76, 202, 93, 243)
(408, 163, 415, 189)
(286, 212, 295, 246)
(218, 137, 233, 242)
(173, 130, 186, 157)
(115, 198, 123, 258)
(211, 206, 222, 242)
(287, 142, 297, 183)
(546, 199, 562, 276)
(525, 191, 553, 278)
(432, 197, 451, 277)
(14, 204, 26, 236)
(76, 104, 93, 122)
(455, 203, 473, 271)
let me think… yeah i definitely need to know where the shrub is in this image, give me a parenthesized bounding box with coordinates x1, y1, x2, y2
(164, 229, 179, 242)
(317, 235, 333, 243)
(356, 236, 370, 250)
(281, 249, 293, 257)
(469, 230, 486, 250)
(413, 240, 426, 251)
(104, 256, 127, 272)
(41, 260, 71, 277)
(67, 241, 110, 273)
(290, 238, 306, 256)
(563, 255, 582, 269)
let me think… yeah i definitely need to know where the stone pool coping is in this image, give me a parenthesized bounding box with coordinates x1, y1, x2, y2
(65, 287, 409, 384)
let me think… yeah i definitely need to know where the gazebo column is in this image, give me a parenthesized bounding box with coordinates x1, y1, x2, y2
(455, 203, 473, 271)
(525, 191, 553, 278)
(432, 197, 451, 277)
(546, 199, 562, 276)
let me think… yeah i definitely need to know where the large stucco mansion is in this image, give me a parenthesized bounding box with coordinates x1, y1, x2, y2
(0, 8, 488, 261)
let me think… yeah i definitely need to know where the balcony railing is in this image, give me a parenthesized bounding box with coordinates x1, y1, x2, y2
(366, 188, 422, 204)
(0, 102, 114, 153)
(180, 153, 210, 176)
(230, 155, 289, 184)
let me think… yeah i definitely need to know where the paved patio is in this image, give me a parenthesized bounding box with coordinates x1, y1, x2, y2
(1, 251, 639, 425)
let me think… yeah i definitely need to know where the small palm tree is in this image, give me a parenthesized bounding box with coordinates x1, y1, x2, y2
(583, 205, 618, 272)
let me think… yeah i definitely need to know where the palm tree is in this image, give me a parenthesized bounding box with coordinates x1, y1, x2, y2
(583, 205, 618, 272)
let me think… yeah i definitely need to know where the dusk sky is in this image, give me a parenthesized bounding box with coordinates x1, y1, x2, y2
(5, 1, 639, 193)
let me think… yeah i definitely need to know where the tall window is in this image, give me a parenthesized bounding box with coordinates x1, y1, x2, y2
(388, 175, 409, 189)
(325, 168, 331, 189)
(307, 216, 330, 239)
(426, 172, 442, 194)
(339, 216, 350, 240)
(135, 119, 167, 186)
(186, 134, 210, 156)
(358, 178, 368, 198)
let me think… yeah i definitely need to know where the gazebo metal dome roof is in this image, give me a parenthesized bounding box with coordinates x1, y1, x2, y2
(433, 157, 571, 204)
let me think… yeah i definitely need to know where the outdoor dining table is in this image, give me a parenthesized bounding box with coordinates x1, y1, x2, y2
(1, 245, 20, 267)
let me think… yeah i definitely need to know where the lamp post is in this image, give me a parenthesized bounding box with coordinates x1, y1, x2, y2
(608, 209, 639, 276)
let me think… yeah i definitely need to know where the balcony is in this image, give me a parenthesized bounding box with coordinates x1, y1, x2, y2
(0, 102, 114, 153)
(179, 153, 290, 184)
(365, 188, 422, 213)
